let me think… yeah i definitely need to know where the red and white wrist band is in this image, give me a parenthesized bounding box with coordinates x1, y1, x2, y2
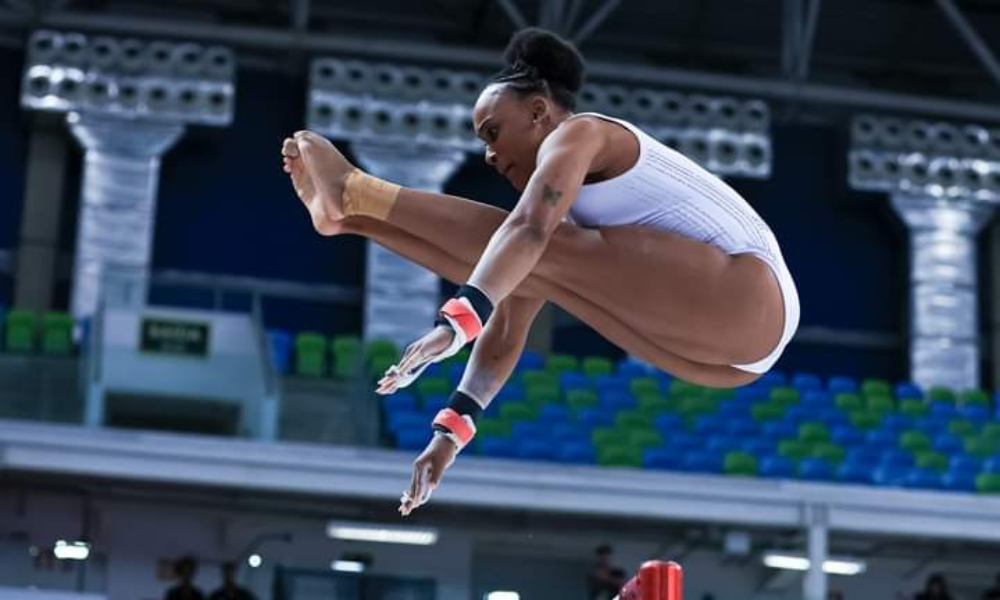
(434, 284, 494, 358)
(432, 408, 478, 451)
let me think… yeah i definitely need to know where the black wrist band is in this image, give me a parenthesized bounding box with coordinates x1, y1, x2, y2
(448, 390, 483, 423)
(456, 284, 494, 324)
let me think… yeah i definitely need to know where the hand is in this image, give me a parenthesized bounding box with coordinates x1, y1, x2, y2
(377, 325, 456, 394)
(399, 433, 459, 516)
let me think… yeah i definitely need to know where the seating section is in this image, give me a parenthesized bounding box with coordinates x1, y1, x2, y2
(1, 308, 75, 356)
(382, 355, 1000, 495)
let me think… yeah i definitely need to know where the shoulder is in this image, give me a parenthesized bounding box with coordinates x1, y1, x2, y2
(539, 114, 607, 162)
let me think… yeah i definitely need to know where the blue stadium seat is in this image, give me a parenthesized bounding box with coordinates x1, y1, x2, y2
(958, 405, 990, 422)
(895, 382, 923, 400)
(880, 450, 915, 470)
(845, 447, 882, 465)
(422, 393, 449, 413)
(681, 450, 723, 473)
(516, 350, 545, 370)
(759, 455, 796, 478)
(512, 421, 546, 439)
(448, 363, 465, 386)
(653, 413, 685, 434)
(552, 422, 590, 445)
(556, 441, 596, 464)
(724, 418, 758, 437)
(800, 390, 833, 408)
(984, 457, 1000, 473)
(496, 382, 527, 403)
(387, 411, 429, 435)
(643, 448, 683, 470)
(616, 357, 651, 378)
(761, 421, 797, 441)
(397, 429, 433, 451)
(933, 434, 965, 455)
(758, 370, 787, 388)
(816, 408, 850, 428)
(741, 438, 777, 456)
(693, 415, 725, 437)
(265, 329, 292, 374)
(903, 468, 944, 490)
(734, 385, 769, 403)
(942, 469, 978, 492)
(718, 401, 752, 419)
(873, 465, 909, 487)
(577, 407, 617, 429)
(422, 363, 444, 378)
(382, 391, 419, 413)
(516, 439, 558, 461)
(950, 455, 983, 474)
(831, 426, 864, 446)
(792, 373, 823, 392)
(882, 413, 913, 431)
(538, 404, 571, 423)
(866, 429, 899, 448)
(837, 462, 874, 484)
(784, 406, 813, 424)
(479, 437, 518, 458)
(827, 376, 858, 395)
(929, 402, 958, 419)
(706, 435, 742, 454)
(799, 458, 834, 481)
(599, 390, 637, 411)
(664, 433, 701, 454)
(913, 417, 948, 437)
(559, 371, 591, 393)
(651, 371, 673, 392)
(594, 374, 631, 395)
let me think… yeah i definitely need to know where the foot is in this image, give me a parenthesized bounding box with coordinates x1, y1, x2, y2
(281, 130, 354, 236)
(618, 561, 683, 600)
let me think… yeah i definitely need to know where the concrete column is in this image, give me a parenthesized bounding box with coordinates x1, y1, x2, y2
(804, 505, 828, 600)
(891, 194, 993, 390)
(350, 141, 465, 349)
(14, 124, 68, 311)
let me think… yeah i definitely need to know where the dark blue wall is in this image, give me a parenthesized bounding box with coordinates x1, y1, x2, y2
(0, 48, 27, 304)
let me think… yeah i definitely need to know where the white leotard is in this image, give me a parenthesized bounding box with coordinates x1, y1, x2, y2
(567, 112, 800, 374)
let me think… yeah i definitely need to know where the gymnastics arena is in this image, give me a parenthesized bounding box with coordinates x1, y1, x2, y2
(2, 1, 1000, 600)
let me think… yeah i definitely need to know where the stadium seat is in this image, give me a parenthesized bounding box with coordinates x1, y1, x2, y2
(330, 335, 361, 379)
(799, 422, 830, 443)
(834, 393, 863, 411)
(5, 309, 38, 353)
(873, 465, 909, 487)
(903, 468, 943, 490)
(880, 449, 915, 470)
(759, 455, 796, 478)
(707, 435, 742, 454)
(500, 402, 537, 423)
(566, 389, 598, 413)
(582, 355, 614, 378)
(791, 372, 823, 392)
(681, 450, 722, 473)
(479, 437, 518, 458)
(928, 386, 956, 403)
(960, 389, 990, 406)
(831, 426, 864, 446)
(861, 378, 892, 398)
(898, 399, 928, 418)
(422, 393, 449, 413)
(976, 473, 1000, 494)
(577, 406, 616, 429)
(559, 371, 590, 393)
(546, 353, 579, 374)
(942, 470, 978, 492)
(799, 458, 834, 481)
(516, 439, 558, 461)
(597, 444, 643, 468)
(837, 462, 874, 484)
(294, 332, 327, 377)
(396, 429, 433, 451)
(382, 391, 418, 413)
(612, 356, 645, 378)
(41, 311, 73, 355)
(827, 376, 858, 395)
(538, 404, 571, 423)
(724, 452, 757, 476)
(850, 409, 886, 429)
(600, 390, 637, 411)
(915, 451, 948, 472)
(556, 441, 596, 464)
(416, 377, 450, 398)
(933, 433, 965, 455)
(266, 329, 292, 374)
(643, 448, 682, 470)
(516, 350, 545, 370)
(895, 382, 923, 400)
(477, 419, 513, 438)
(741, 438, 777, 456)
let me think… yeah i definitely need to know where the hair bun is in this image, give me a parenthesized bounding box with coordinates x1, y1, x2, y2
(503, 27, 585, 93)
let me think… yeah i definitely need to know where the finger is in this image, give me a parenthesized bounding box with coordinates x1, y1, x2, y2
(281, 137, 299, 158)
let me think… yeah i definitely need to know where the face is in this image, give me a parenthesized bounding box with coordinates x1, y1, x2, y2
(472, 84, 553, 191)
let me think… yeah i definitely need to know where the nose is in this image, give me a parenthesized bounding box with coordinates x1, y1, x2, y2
(484, 147, 497, 166)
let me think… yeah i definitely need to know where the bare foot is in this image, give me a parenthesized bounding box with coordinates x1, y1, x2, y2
(281, 130, 354, 236)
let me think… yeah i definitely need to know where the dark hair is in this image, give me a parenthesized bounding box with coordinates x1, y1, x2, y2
(595, 544, 613, 556)
(491, 27, 586, 111)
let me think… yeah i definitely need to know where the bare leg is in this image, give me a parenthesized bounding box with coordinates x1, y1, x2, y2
(343, 216, 760, 388)
(286, 132, 783, 368)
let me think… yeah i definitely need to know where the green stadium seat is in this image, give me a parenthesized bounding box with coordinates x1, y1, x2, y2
(916, 451, 948, 472)
(523, 370, 558, 388)
(41, 311, 73, 355)
(849, 411, 882, 430)
(778, 439, 811, 461)
(898, 399, 928, 418)
(5, 309, 38, 353)
(679, 396, 718, 418)
(706, 387, 736, 401)
(592, 427, 619, 447)
(752, 403, 784, 422)
(981, 423, 1000, 442)
(582, 356, 613, 378)
(928, 386, 956, 403)
(627, 429, 663, 448)
(294, 332, 327, 377)
(546, 354, 579, 374)
(965, 437, 998, 458)
(900, 430, 931, 452)
(615, 411, 648, 430)
(630, 377, 660, 397)
(365, 338, 399, 362)
(526, 386, 560, 407)
(500, 402, 537, 422)
(799, 422, 830, 443)
(770, 387, 800, 407)
(566, 389, 598, 412)
(669, 379, 703, 398)
(834, 393, 863, 411)
(597, 444, 643, 468)
(724, 452, 757, 476)
(416, 377, 450, 398)
(977, 473, 1000, 494)
(811, 443, 845, 464)
(866, 395, 894, 413)
(477, 419, 512, 438)
(637, 395, 675, 419)
(948, 420, 978, 438)
(960, 389, 990, 406)
(330, 335, 362, 379)
(860, 378, 892, 398)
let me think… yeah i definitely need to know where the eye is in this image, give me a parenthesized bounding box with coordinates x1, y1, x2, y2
(487, 127, 498, 141)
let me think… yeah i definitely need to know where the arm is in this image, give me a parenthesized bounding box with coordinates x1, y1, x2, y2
(466, 118, 604, 304)
(457, 295, 547, 409)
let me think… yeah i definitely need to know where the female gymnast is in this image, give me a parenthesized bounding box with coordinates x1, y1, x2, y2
(281, 28, 799, 527)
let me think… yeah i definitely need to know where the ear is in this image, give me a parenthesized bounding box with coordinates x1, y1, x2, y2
(530, 95, 551, 124)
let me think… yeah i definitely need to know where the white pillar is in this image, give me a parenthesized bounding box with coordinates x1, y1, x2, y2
(804, 505, 828, 600)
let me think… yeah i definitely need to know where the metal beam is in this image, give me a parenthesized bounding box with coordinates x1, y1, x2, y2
(562, 0, 583, 37)
(4, 8, 1000, 122)
(290, 0, 310, 33)
(936, 0, 1000, 89)
(495, 0, 527, 31)
(797, 0, 822, 80)
(572, 0, 619, 45)
(781, 0, 802, 79)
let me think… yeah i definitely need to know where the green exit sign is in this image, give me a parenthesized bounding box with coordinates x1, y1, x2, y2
(140, 317, 210, 357)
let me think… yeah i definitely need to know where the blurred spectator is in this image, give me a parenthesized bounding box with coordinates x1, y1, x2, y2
(915, 574, 953, 600)
(983, 573, 1000, 600)
(208, 561, 255, 600)
(587, 544, 626, 600)
(165, 556, 205, 600)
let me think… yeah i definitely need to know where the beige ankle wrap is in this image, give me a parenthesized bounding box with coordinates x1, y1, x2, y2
(343, 169, 401, 220)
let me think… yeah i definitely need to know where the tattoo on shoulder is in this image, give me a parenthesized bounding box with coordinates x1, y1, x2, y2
(541, 183, 562, 206)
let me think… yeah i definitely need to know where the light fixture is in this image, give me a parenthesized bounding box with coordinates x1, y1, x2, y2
(326, 521, 438, 546)
(247, 554, 262, 568)
(331, 560, 366, 573)
(762, 552, 866, 576)
(486, 592, 520, 600)
(53, 540, 90, 561)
